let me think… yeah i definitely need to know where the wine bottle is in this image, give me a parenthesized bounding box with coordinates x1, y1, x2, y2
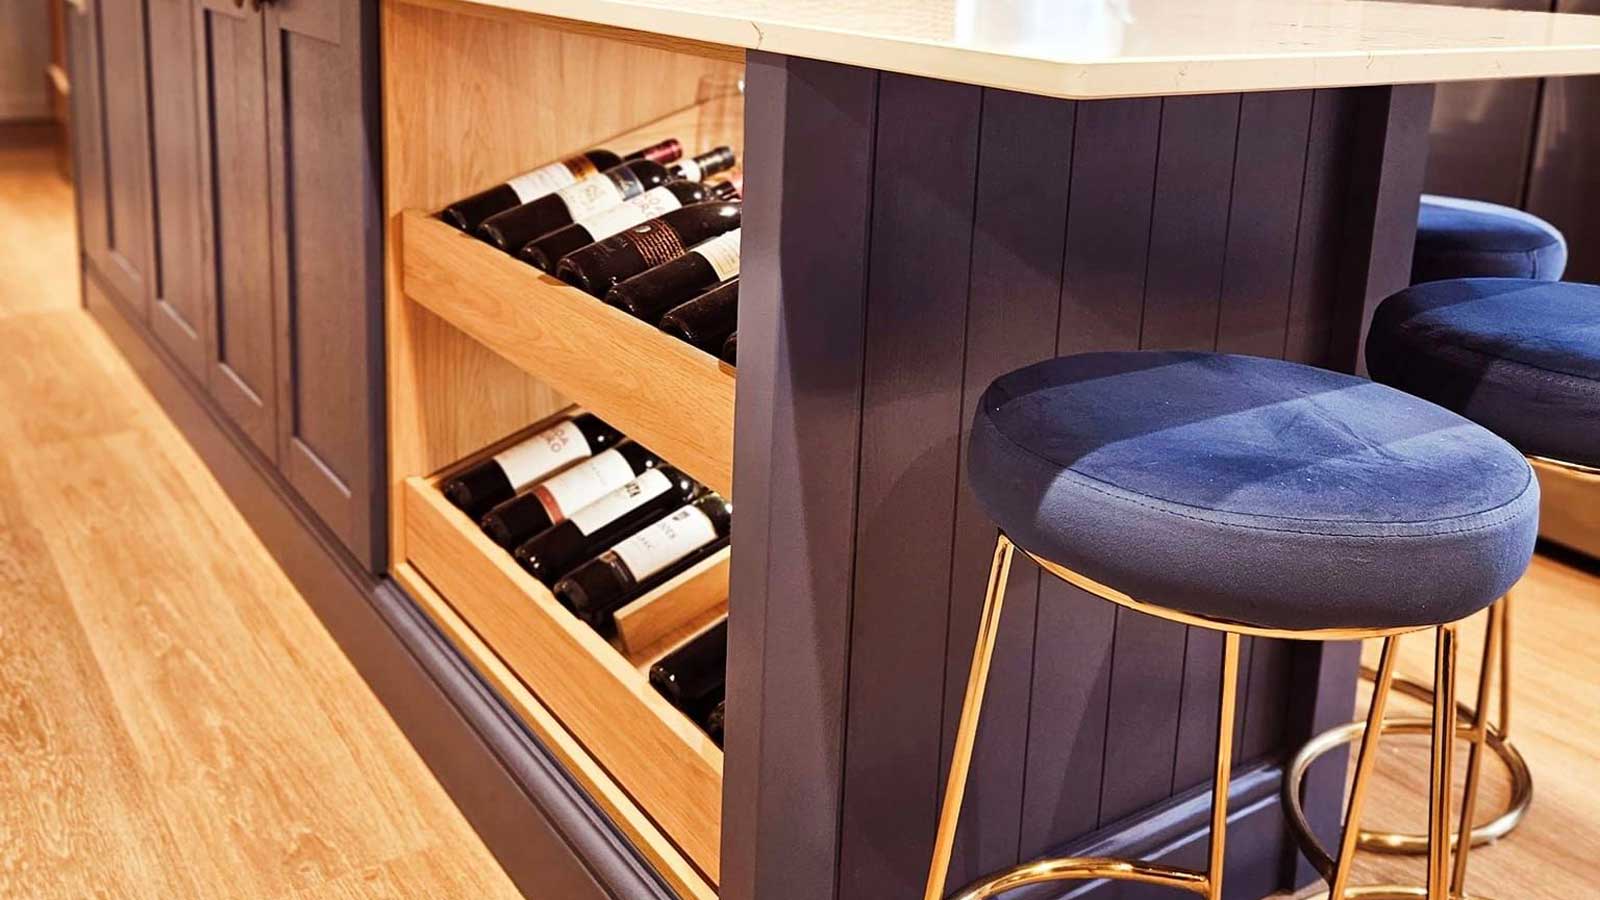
(519, 181, 738, 272)
(512, 467, 699, 585)
(476, 147, 735, 253)
(705, 698, 726, 747)
(556, 203, 742, 298)
(480, 442, 663, 550)
(554, 493, 733, 629)
(649, 618, 727, 724)
(720, 332, 737, 365)
(605, 230, 740, 323)
(439, 139, 680, 232)
(660, 279, 740, 354)
(442, 414, 621, 519)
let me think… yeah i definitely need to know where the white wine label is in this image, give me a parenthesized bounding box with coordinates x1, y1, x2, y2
(531, 449, 637, 522)
(611, 505, 717, 581)
(579, 188, 685, 240)
(676, 158, 704, 182)
(493, 420, 592, 489)
(506, 161, 581, 204)
(557, 175, 626, 220)
(567, 468, 673, 535)
(691, 229, 741, 282)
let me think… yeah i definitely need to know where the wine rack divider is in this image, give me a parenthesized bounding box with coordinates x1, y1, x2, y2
(401, 414, 726, 886)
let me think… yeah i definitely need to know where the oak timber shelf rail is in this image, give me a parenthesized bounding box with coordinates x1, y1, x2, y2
(401, 416, 728, 891)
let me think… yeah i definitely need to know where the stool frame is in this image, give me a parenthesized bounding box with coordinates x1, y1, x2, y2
(1283, 454, 1593, 877)
(925, 531, 1475, 900)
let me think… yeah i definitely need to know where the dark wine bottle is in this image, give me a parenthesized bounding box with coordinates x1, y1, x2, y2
(720, 331, 737, 365)
(480, 442, 662, 550)
(605, 229, 740, 323)
(476, 147, 734, 253)
(554, 493, 733, 629)
(556, 203, 742, 298)
(439, 139, 681, 232)
(649, 619, 727, 724)
(512, 466, 699, 585)
(660, 279, 740, 354)
(441, 414, 621, 519)
(705, 698, 726, 747)
(518, 181, 737, 272)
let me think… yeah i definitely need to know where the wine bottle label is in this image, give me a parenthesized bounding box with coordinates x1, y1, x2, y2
(557, 175, 627, 220)
(621, 223, 688, 268)
(676, 158, 704, 182)
(506, 156, 594, 203)
(611, 505, 717, 581)
(690, 230, 741, 282)
(530, 449, 637, 523)
(493, 420, 592, 489)
(578, 187, 685, 241)
(567, 468, 673, 535)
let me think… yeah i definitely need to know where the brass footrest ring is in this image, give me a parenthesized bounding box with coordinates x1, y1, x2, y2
(1284, 716, 1532, 868)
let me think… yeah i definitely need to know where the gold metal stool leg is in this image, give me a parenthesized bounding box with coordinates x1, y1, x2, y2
(1286, 599, 1531, 862)
(923, 533, 1015, 900)
(925, 535, 1241, 900)
(1290, 624, 1487, 900)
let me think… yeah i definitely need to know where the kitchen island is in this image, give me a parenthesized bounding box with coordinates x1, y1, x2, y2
(379, 3, 1600, 899)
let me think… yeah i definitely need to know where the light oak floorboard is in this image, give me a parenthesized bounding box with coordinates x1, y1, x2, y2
(0, 125, 519, 900)
(1278, 552, 1600, 899)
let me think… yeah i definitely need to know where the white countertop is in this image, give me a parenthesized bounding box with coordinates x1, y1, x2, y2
(440, 0, 1600, 98)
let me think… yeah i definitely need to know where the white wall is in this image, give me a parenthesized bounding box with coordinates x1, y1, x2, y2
(0, 0, 52, 121)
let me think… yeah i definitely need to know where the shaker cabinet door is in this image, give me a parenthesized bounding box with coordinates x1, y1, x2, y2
(263, 0, 383, 567)
(145, 0, 211, 381)
(71, 0, 155, 317)
(194, 0, 279, 461)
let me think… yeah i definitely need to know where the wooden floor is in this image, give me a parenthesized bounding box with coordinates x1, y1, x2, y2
(0, 124, 522, 899)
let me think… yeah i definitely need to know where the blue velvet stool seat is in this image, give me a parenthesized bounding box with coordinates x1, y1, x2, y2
(1413, 194, 1568, 285)
(925, 350, 1539, 900)
(1368, 278, 1600, 468)
(968, 351, 1538, 631)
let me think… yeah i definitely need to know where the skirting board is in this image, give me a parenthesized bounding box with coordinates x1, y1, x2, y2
(82, 264, 673, 900)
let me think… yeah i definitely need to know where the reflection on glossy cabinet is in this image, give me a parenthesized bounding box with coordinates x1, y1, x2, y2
(1422, 0, 1600, 284)
(1527, 0, 1600, 283)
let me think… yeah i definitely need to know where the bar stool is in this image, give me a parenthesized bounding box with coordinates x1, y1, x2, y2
(1284, 278, 1600, 875)
(1413, 195, 1567, 285)
(924, 351, 1539, 900)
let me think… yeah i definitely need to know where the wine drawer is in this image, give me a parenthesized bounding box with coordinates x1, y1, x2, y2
(400, 424, 728, 890)
(400, 209, 736, 498)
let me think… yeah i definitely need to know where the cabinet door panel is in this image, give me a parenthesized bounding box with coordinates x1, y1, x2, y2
(80, 0, 154, 315)
(146, 0, 210, 379)
(265, 0, 381, 567)
(65, 0, 105, 267)
(195, 0, 278, 460)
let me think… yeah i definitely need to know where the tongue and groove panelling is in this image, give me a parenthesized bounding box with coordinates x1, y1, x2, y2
(729, 55, 1428, 900)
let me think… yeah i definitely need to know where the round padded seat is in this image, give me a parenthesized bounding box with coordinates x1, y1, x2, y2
(1368, 277, 1600, 468)
(968, 351, 1538, 632)
(1413, 194, 1567, 285)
